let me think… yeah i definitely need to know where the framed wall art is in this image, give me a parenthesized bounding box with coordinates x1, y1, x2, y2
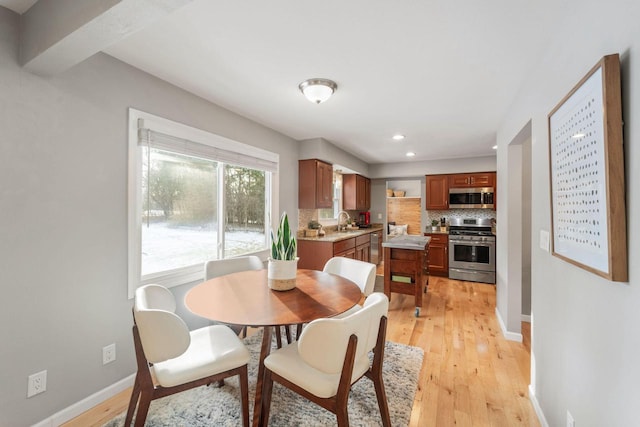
(548, 53, 627, 282)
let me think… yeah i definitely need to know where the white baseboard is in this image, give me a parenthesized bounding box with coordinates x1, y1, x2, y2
(521, 314, 532, 322)
(32, 374, 135, 427)
(528, 384, 549, 427)
(495, 307, 523, 342)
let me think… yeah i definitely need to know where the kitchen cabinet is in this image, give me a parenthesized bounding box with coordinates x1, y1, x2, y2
(334, 237, 356, 259)
(448, 172, 495, 188)
(343, 174, 371, 210)
(424, 233, 448, 276)
(425, 175, 449, 210)
(297, 229, 380, 270)
(298, 236, 357, 271)
(354, 234, 371, 262)
(298, 159, 333, 209)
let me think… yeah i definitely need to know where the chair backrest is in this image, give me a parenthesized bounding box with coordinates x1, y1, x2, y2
(297, 292, 389, 375)
(134, 284, 190, 364)
(204, 255, 264, 280)
(323, 257, 376, 296)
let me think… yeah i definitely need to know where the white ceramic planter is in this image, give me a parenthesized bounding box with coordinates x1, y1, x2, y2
(267, 257, 299, 291)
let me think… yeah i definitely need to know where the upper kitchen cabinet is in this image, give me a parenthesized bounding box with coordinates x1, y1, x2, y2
(343, 174, 370, 210)
(299, 159, 333, 209)
(425, 175, 449, 210)
(448, 172, 495, 188)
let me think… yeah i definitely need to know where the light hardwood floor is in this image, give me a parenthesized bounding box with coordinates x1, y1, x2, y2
(63, 275, 538, 427)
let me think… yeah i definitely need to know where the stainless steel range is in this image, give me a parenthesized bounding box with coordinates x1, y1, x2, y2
(448, 218, 496, 284)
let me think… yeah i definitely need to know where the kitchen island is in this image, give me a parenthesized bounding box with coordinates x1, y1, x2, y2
(297, 225, 384, 270)
(382, 235, 431, 316)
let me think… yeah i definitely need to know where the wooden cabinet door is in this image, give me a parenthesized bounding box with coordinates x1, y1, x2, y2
(355, 234, 371, 262)
(425, 234, 449, 276)
(364, 178, 371, 210)
(337, 248, 356, 259)
(448, 174, 470, 187)
(299, 159, 333, 209)
(469, 172, 494, 187)
(449, 172, 495, 188)
(343, 174, 371, 210)
(356, 175, 367, 210)
(316, 161, 333, 208)
(425, 175, 449, 210)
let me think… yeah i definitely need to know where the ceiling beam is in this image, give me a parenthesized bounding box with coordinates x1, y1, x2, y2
(20, 0, 194, 76)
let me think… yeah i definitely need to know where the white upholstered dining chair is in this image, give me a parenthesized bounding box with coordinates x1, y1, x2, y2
(125, 284, 251, 427)
(260, 292, 391, 427)
(323, 256, 377, 318)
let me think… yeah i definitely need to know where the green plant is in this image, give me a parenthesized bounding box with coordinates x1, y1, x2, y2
(431, 219, 439, 226)
(271, 212, 297, 260)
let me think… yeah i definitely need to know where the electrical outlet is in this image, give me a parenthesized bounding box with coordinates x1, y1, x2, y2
(567, 410, 575, 427)
(103, 343, 116, 365)
(27, 370, 47, 398)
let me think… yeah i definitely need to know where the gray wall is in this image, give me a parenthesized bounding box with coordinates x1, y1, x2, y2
(369, 155, 496, 179)
(0, 7, 298, 426)
(495, 1, 640, 425)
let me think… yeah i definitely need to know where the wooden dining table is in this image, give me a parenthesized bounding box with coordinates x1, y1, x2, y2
(184, 268, 362, 427)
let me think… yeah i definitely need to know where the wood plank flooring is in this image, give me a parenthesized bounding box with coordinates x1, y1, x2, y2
(63, 275, 538, 427)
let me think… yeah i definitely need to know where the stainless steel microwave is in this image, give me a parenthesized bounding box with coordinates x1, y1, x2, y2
(449, 187, 494, 209)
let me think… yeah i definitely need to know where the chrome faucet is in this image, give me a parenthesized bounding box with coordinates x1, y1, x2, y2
(337, 211, 351, 232)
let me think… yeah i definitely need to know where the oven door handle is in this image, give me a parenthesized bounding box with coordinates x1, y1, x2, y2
(449, 241, 495, 247)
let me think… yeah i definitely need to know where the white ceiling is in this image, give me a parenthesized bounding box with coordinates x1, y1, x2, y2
(3, 0, 562, 164)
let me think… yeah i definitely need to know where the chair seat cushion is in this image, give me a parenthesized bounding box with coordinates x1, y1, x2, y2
(153, 325, 250, 388)
(264, 341, 370, 399)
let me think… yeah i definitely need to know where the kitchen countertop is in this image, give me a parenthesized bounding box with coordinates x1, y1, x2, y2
(425, 229, 449, 235)
(382, 234, 431, 250)
(298, 225, 384, 243)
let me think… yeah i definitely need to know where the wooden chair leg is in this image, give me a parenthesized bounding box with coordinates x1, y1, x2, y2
(133, 391, 153, 427)
(124, 376, 141, 426)
(275, 326, 283, 348)
(285, 325, 292, 344)
(239, 366, 250, 427)
(296, 323, 303, 339)
(260, 369, 275, 427)
(372, 374, 391, 427)
(335, 398, 350, 427)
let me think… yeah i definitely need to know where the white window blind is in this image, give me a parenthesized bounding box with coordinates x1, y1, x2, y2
(137, 120, 278, 173)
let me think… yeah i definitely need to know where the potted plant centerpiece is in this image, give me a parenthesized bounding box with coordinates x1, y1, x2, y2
(268, 212, 299, 291)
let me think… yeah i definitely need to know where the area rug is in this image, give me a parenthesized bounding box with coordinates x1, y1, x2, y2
(104, 328, 423, 427)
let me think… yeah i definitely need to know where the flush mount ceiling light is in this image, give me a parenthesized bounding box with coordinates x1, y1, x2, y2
(392, 134, 405, 141)
(299, 78, 337, 104)
(406, 151, 416, 157)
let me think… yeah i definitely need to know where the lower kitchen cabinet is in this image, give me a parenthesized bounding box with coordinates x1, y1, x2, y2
(298, 231, 376, 271)
(424, 233, 449, 276)
(354, 234, 371, 262)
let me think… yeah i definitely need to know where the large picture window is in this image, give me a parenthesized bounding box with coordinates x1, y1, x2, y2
(128, 109, 278, 296)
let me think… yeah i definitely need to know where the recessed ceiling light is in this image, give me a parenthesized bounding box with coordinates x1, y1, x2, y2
(406, 151, 416, 157)
(492, 145, 498, 150)
(392, 134, 405, 141)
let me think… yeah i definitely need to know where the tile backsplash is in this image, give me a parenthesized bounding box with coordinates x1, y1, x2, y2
(426, 209, 496, 227)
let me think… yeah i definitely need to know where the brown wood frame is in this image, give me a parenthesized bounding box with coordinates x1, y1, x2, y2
(548, 54, 627, 281)
(259, 316, 391, 427)
(125, 324, 250, 427)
